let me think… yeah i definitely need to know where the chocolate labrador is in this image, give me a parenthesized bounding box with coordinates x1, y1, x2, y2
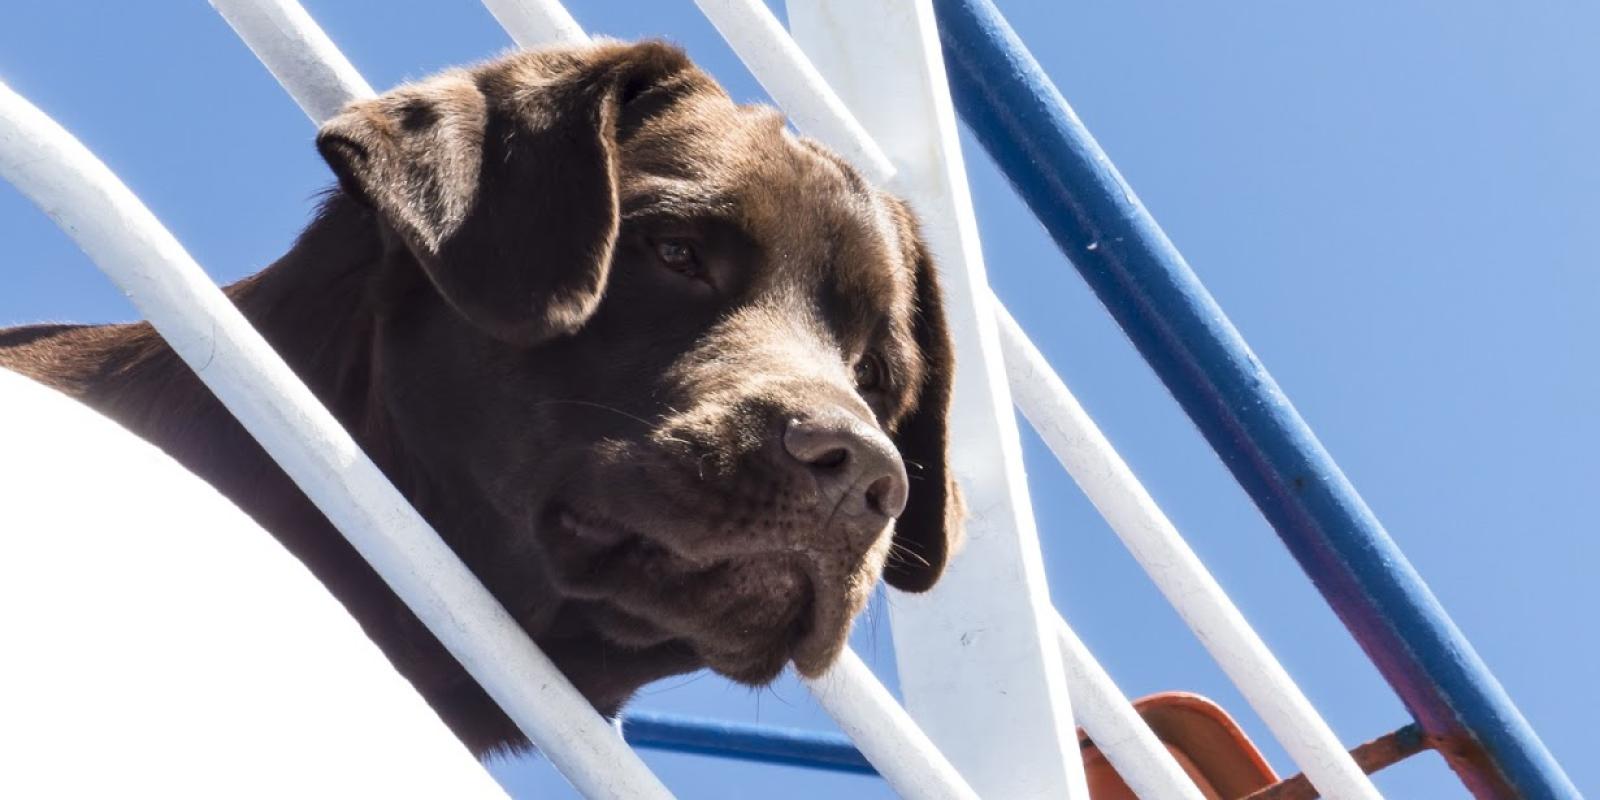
(0, 40, 962, 755)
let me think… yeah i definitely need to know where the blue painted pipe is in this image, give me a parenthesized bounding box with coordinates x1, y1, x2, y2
(930, 1, 1577, 797)
(620, 711, 877, 775)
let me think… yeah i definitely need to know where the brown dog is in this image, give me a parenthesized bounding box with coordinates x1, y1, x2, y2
(0, 40, 962, 755)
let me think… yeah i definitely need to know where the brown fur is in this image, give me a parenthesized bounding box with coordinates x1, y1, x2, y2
(0, 40, 962, 756)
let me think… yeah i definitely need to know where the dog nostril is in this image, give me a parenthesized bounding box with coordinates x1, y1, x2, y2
(782, 414, 908, 519)
(865, 474, 908, 518)
(810, 447, 850, 470)
(783, 417, 861, 471)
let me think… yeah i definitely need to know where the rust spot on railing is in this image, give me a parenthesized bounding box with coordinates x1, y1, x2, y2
(1242, 723, 1429, 800)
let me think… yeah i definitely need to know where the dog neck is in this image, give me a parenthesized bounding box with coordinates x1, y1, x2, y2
(6, 196, 388, 489)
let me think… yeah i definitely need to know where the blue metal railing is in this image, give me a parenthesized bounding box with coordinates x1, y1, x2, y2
(930, 0, 1577, 797)
(621, 712, 875, 775)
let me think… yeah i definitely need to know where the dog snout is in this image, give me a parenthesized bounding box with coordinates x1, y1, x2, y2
(782, 410, 909, 519)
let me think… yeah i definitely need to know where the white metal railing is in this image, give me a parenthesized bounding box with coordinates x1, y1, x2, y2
(209, 0, 373, 120)
(997, 303, 1384, 798)
(1052, 618, 1206, 800)
(0, 78, 669, 800)
(748, 0, 1192, 790)
(209, 1, 977, 798)
(700, 1, 1382, 798)
(773, 1, 1096, 794)
(481, 0, 588, 47)
(0, 0, 1390, 797)
(692, 0, 896, 185)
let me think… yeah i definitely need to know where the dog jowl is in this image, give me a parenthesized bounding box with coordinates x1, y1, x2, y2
(0, 40, 964, 754)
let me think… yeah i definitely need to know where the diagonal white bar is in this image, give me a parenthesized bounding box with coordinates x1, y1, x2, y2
(210, 0, 375, 121)
(0, 80, 672, 800)
(675, 2, 1212, 794)
(805, 650, 979, 800)
(786, 1, 1091, 796)
(480, 0, 586, 49)
(680, 0, 1371, 793)
(997, 302, 1383, 799)
(1055, 617, 1208, 800)
(693, 0, 896, 184)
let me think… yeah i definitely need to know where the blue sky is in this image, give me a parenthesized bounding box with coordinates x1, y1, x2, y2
(2, 2, 1593, 797)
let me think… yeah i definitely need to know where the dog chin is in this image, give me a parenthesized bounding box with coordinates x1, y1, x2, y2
(701, 646, 795, 686)
(685, 569, 860, 686)
(540, 501, 866, 685)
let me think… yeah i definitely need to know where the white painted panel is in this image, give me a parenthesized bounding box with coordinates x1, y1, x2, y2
(0, 368, 507, 799)
(787, 2, 1090, 796)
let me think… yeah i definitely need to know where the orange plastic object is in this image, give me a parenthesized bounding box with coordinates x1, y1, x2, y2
(1080, 692, 1279, 800)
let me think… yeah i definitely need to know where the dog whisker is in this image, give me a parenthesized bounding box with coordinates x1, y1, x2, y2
(887, 540, 932, 568)
(530, 398, 660, 430)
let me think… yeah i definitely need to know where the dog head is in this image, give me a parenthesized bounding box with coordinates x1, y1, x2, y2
(317, 41, 962, 702)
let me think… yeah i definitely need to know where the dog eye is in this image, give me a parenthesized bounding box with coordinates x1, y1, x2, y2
(653, 238, 702, 277)
(854, 353, 887, 392)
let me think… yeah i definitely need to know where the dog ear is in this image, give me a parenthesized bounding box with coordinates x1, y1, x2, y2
(882, 203, 966, 593)
(316, 42, 695, 346)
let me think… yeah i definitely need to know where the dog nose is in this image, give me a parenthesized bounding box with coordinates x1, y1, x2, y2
(782, 412, 909, 518)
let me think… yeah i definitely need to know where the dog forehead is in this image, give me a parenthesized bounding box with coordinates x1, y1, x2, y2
(607, 79, 915, 338)
(752, 146, 911, 333)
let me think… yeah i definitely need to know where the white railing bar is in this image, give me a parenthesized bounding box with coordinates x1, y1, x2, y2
(211, 0, 375, 122)
(997, 302, 1384, 799)
(785, 1, 1089, 795)
(707, 0, 1181, 793)
(1054, 617, 1209, 800)
(692, 0, 897, 185)
(0, 80, 670, 800)
(697, 1, 1376, 796)
(679, 0, 1371, 794)
(480, 0, 586, 49)
(212, 1, 969, 796)
(806, 650, 979, 800)
(698, 1, 1198, 792)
